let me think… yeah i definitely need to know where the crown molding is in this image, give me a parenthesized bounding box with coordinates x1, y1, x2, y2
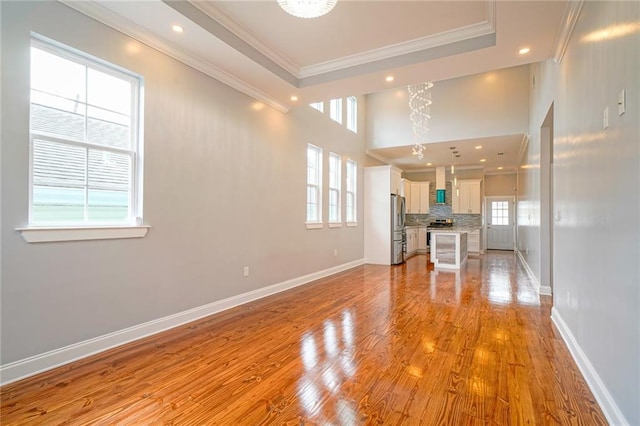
(58, 0, 291, 114)
(365, 149, 395, 166)
(299, 1, 496, 79)
(189, 1, 300, 78)
(552, 0, 584, 64)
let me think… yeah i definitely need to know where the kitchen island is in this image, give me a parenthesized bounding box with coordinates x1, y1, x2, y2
(429, 228, 477, 269)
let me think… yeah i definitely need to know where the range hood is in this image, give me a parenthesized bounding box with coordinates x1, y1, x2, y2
(435, 167, 446, 204)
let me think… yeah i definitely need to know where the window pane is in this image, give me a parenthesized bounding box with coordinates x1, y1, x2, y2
(88, 68, 132, 115)
(31, 95, 86, 141)
(33, 139, 86, 186)
(31, 47, 86, 102)
(88, 189, 129, 222)
(88, 149, 131, 190)
(32, 186, 85, 223)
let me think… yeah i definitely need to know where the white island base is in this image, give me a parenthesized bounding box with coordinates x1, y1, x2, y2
(430, 231, 468, 269)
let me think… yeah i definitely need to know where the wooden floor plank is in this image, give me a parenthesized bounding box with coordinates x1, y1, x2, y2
(0, 252, 607, 425)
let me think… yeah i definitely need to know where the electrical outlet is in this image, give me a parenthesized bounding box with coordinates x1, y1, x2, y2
(243, 266, 249, 277)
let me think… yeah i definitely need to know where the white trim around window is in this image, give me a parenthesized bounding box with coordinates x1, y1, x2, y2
(328, 152, 341, 225)
(306, 143, 323, 227)
(346, 96, 357, 133)
(345, 159, 357, 225)
(329, 98, 342, 124)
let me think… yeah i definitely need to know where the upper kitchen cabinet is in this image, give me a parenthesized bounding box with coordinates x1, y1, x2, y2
(452, 179, 482, 214)
(408, 181, 430, 214)
(391, 168, 402, 195)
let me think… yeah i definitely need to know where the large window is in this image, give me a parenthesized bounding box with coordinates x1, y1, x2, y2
(346, 159, 357, 224)
(29, 37, 142, 226)
(329, 98, 342, 124)
(328, 153, 341, 224)
(306, 144, 322, 225)
(346, 96, 357, 133)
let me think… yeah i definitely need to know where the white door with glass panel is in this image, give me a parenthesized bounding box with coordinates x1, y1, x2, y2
(486, 197, 515, 250)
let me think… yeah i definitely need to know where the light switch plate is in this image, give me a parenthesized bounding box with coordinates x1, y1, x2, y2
(618, 89, 626, 116)
(603, 106, 609, 129)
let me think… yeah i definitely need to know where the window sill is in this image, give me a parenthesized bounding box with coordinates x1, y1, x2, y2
(305, 222, 324, 230)
(17, 225, 150, 243)
(328, 222, 342, 228)
(346, 222, 358, 227)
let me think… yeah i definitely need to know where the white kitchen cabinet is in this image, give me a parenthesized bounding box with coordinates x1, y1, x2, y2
(406, 227, 419, 257)
(407, 181, 430, 214)
(391, 168, 402, 195)
(418, 227, 427, 252)
(402, 179, 411, 203)
(452, 179, 482, 214)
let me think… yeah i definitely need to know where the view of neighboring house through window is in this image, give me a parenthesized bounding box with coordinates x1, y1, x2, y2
(346, 96, 357, 133)
(306, 144, 322, 224)
(328, 153, 341, 224)
(29, 36, 142, 226)
(346, 159, 357, 223)
(309, 101, 323, 113)
(329, 98, 342, 124)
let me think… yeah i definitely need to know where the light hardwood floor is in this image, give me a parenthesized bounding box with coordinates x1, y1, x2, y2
(0, 252, 607, 425)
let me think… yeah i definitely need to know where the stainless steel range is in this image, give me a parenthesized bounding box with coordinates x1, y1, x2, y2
(426, 219, 453, 250)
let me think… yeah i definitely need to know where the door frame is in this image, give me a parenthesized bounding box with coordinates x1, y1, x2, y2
(485, 196, 516, 250)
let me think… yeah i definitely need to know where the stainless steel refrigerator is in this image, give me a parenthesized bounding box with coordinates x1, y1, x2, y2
(391, 194, 406, 265)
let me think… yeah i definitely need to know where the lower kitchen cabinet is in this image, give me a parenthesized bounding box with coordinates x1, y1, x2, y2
(406, 228, 419, 257)
(418, 227, 427, 252)
(468, 229, 481, 254)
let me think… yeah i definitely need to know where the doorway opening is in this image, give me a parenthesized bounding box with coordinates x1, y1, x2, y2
(540, 104, 554, 296)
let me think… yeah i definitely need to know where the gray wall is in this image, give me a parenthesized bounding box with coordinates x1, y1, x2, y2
(523, 1, 639, 423)
(1, 2, 366, 365)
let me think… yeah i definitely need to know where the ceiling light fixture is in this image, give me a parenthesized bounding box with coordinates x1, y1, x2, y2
(518, 47, 531, 55)
(407, 81, 433, 160)
(498, 166, 504, 170)
(475, 145, 482, 150)
(426, 162, 432, 166)
(290, 95, 298, 101)
(480, 159, 486, 162)
(386, 76, 395, 82)
(172, 25, 184, 33)
(278, 0, 337, 18)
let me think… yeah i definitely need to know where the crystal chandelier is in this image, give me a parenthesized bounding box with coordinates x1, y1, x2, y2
(408, 81, 433, 160)
(278, 0, 337, 18)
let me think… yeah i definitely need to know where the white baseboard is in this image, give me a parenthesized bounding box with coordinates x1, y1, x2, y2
(0, 258, 365, 386)
(515, 248, 551, 295)
(551, 308, 629, 426)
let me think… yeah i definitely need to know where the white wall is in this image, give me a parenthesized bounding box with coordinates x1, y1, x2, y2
(367, 65, 530, 149)
(523, 1, 639, 423)
(0, 2, 366, 369)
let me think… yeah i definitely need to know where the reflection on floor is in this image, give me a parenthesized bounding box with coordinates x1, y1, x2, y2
(0, 252, 607, 425)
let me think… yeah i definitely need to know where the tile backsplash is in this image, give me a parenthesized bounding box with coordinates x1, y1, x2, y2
(405, 180, 482, 228)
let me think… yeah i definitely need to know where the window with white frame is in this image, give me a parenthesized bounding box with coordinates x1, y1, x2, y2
(346, 96, 357, 133)
(328, 153, 341, 224)
(309, 102, 323, 113)
(29, 37, 142, 227)
(491, 201, 510, 225)
(306, 144, 322, 224)
(346, 159, 357, 223)
(329, 98, 342, 124)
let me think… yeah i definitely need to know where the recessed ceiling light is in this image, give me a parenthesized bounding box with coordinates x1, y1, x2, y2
(498, 166, 504, 170)
(480, 159, 486, 162)
(475, 145, 482, 150)
(290, 95, 298, 101)
(172, 25, 184, 33)
(385, 76, 394, 82)
(426, 162, 432, 166)
(519, 47, 531, 55)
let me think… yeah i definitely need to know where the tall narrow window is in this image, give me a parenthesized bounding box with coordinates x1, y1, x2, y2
(309, 102, 324, 113)
(328, 153, 341, 224)
(346, 96, 357, 133)
(346, 159, 357, 224)
(29, 36, 142, 226)
(329, 98, 342, 124)
(306, 144, 322, 226)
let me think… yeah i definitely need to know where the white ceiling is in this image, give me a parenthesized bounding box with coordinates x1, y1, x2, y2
(62, 0, 571, 173)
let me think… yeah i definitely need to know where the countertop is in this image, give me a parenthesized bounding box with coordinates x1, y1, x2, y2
(427, 226, 481, 233)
